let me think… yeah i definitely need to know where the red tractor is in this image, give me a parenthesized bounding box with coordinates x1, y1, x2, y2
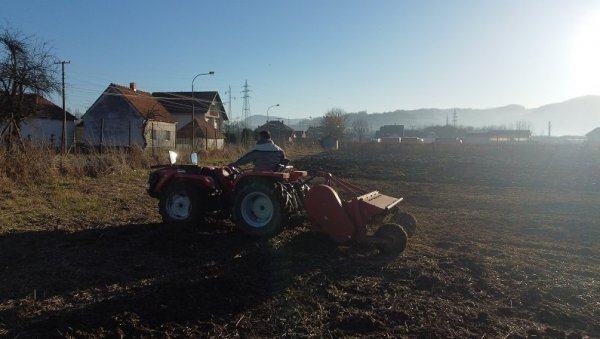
(147, 152, 416, 254)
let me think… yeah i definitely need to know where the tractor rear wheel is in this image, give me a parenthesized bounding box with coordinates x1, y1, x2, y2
(234, 180, 286, 238)
(159, 183, 202, 226)
(374, 223, 408, 255)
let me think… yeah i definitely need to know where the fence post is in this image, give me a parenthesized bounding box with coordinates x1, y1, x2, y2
(128, 120, 132, 148)
(72, 121, 76, 153)
(100, 118, 104, 154)
(152, 122, 155, 157)
(205, 126, 208, 151)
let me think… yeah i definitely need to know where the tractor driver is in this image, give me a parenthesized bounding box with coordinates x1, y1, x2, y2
(229, 130, 286, 171)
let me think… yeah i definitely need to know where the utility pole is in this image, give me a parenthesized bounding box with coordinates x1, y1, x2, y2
(55, 60, 70, 154)
(548, 121, 551, 137)
(241, 80, 251, 129)
(226, 85, 232, 121)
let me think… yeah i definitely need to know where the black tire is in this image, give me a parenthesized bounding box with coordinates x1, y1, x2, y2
(233, 179, 287, 238)
(159, 183, 201, 225)
(374, 223, 408, 255)
(396, 212, 417, 237)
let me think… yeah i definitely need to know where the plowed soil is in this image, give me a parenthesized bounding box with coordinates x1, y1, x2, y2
(1, 144, 599, 338)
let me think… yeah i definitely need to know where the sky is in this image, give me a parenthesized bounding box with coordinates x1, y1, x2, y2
(2, 0, 600, 122)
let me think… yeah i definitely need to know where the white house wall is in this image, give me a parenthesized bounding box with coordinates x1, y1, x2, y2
(171, 104, 221, 130)
(83, 114, 146, 147)
(20, 118, 75, 147)
(144, 121, 176, 149)
(82, 92, 176, 148)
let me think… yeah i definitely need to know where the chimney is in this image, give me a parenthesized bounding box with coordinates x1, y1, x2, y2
(130, 82, 137, 91)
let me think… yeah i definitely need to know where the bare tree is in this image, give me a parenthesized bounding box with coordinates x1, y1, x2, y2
(321, 107, 347, 140)
(514, 120, 532, 131)
(0, 27, 59, 149)
(142, 105, 161, 150)
(352, 117, 370, 142)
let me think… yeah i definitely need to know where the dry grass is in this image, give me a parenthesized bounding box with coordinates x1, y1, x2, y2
(0, 143, 323, 233)
(0, 146, 150, 183)
(0, 142, 321, 184)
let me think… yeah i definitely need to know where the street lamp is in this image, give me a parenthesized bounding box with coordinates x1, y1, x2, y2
(266, 104, 280, 132)
(191, 71, 215, 150)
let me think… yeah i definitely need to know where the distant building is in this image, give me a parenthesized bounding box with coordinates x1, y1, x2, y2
(256, 120, 294, 144)
(464, 130, 531, 144)
(376, 125, 404, 138)
(177, 118, 225, 150)
(153, 91, 228, 132)
(586, 127, 600, 144)
(81, 83, 176, 149)
(379, 137, 401, 144)
(401, 137, 424, 144)
(13, 94, 77, 148)
(434, 137, 462, 145)
(293, 130, 306, 139)
(303, 125, 339, 149)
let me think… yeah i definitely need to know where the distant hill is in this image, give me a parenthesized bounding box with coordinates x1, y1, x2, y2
(526, 96, 600, 136)
(242, 95, 600, 136)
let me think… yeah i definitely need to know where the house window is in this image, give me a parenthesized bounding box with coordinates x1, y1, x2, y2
(152, 129, 171, 141)
(206, 102, 219, 118)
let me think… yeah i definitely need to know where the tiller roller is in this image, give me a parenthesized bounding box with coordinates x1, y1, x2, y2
(303, 172, 417, 254)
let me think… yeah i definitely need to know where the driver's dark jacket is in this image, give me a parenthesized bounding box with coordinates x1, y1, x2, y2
(231, 139, 285, 171)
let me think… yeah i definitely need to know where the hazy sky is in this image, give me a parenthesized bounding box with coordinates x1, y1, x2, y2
(2, 0, 600, 121)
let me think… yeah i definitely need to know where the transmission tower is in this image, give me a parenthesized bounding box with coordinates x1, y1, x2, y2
(241, 80, 251, 128)
(224, 85, 235, 121)
(452, 109, 458, 127)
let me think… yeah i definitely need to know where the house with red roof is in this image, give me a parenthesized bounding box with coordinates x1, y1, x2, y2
(81, 83, 177, 149)
(1, 94, 77, 148)
(256, 120, 295, 145)
(153, 91, 228, 150)
(177, 118, 226, 150)
(81, 83, 229, 150)
(153, 91, 228, 132)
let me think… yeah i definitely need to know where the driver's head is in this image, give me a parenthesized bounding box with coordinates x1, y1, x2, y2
(258, 130, 271, 141)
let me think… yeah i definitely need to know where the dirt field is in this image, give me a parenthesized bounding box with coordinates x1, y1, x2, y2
(1, 144, 599, 338)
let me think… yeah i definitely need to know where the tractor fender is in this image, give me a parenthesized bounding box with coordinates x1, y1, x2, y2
(155, 171, 218, 195)
(304, 184, 355, 243)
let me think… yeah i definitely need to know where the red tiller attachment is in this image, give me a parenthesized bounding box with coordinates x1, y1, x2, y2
(303, 172, 403, 243)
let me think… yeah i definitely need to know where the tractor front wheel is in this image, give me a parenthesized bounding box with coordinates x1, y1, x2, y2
(159, 183, 201, 226)
(234, 180, 286, 238)
(374, 223, 408, 255)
